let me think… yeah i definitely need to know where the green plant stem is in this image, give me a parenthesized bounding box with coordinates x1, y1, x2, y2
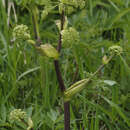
(29, 5, 41, 130)
(54, 11, 70, 130)
(72, 62, 79, 83)
(31, 5, 40, 41)
(0, 123, 12, 129)
(92, 55, 113, 76)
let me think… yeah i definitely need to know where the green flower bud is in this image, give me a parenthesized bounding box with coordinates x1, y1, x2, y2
(55, 20, 61, 31)
(41, 10, 48, 20)
(37, 44, 59, 59)
(64, 78, 89, 101)
(61, 27, 80, 47)
(78, 0, 85, 9)
(13, 24, 31, 41)
(108, 45, 123, 55)
(9, 109, 26, 122)
(27, 117, 33, 130)
(59, 3, 65, 14)
(102, 55, 109, 65)
(27, 40, 36, 45)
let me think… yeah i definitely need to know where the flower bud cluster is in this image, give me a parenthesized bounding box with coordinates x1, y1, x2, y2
(78, 0, 86, 9)
(13, 24, 31, 41)
(60, 0, 85, 9)
(108, 45, 123, 55)
(59, 0, 85, 14)
(66, 6, 75, 15)
(41, 5, 54, 20)
(61, 27, 80, 47)
(41, 10, 48, 20)
(9, 109, 26, 122)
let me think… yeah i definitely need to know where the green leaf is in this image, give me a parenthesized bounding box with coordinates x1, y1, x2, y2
(102, 96, 130, 127)
(0, 104, 6, 122)
(17, 66, 40, 81)
(110, 8, 130, 27)
(79, 95, 113, 120)
(103, 80, 117, 86)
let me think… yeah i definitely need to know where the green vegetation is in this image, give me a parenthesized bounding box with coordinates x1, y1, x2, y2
(0, 0, 130, 130)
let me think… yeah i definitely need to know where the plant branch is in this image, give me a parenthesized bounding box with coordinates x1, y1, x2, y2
(92, 55, 113, 77)
(57, 11, 65, 52)
(64, 55, 114, 101)
(54, 11, 70, 130)
(54, 60, 66, 92)
(54, 10, 65, 92)
(64, 101, 70, 130)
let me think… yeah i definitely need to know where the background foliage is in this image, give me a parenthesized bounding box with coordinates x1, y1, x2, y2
(0, 0, 130, 129)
